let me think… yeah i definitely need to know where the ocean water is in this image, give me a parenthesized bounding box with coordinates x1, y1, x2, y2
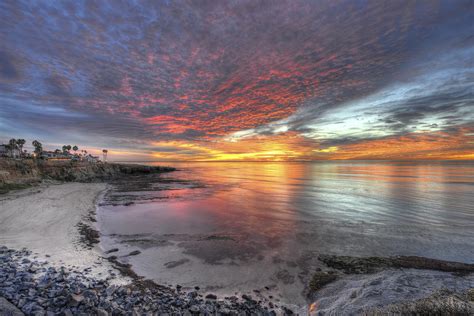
(97, 161, 474, 307)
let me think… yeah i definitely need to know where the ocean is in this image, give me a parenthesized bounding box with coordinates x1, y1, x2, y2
(97, 161, 474, 308)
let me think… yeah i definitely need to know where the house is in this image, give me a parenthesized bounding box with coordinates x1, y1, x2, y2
(40, 151, 71, 160)
(0, 144, 8, 157)
(85, 155, 99, 163)
(0, 144, 21, 158)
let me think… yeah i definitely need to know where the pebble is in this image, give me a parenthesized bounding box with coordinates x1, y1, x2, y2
(0, 246, 275, 315)
(205, 293, 217, 300)
(104, 248, 119, 254)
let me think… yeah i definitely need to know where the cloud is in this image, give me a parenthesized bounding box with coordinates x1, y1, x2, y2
(0, 51, 23, 82)
(0, 0, 472, 160)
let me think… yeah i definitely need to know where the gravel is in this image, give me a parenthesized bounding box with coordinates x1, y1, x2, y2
(0, 246, 279, 315)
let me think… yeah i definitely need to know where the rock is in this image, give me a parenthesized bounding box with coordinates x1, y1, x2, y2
(0, 297, 24, 316)
(164, 259, 190, 268)
(106, 285, 116, 296)
(318, 254, 474, 275)
(205, 294, 217, 300)
(105, 248, 119, 254)
(0, 246, 270, 315)
(218, 307, 231, 314)
(69, 293, 84, 306)
(308, 271, 338, 293)
(275, 270, 295, 284)
(468, 288, 474, 301)
(282, 306, 294, 315)
(128, 250, 141, 256)
(242, 294, 252, 301)
(53, 296, 68, 307)
(350, 290, 358, 299)
(62, 309, 73, 316)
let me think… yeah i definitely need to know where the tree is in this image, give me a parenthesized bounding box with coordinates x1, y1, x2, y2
(16, 139, 25, 158)
(8, 139, 17, 158)
(73, 145, 78, 154)
(102, 149, 108, 162)
(32, 140, 43, 157)
(66, 145, 71, 152)
(4, 144, 11, 158)
(62, 145, 67, 153)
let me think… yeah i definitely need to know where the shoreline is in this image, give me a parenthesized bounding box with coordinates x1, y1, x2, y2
(0, 182, 274, 315)
(1, 178, 473, 314)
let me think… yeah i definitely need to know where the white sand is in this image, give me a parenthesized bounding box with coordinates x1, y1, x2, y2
(0, 182, 114, 277)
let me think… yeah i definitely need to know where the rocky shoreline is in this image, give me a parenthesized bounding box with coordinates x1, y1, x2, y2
(0, 246, 274, 315)
(2, 243, 473, 315)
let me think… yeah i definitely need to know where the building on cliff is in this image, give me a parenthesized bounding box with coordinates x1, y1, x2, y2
(40, 151, 71, 160)
(0, 144, 21, 158)
(84, 155, 99, 163)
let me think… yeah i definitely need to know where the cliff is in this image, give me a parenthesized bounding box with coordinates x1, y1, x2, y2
(0, 159, 175, 193)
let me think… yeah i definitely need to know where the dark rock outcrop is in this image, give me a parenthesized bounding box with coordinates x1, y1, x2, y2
(319, 255, 474, 275)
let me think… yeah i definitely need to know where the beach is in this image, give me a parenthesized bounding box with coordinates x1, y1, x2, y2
(0, 182, 110, 275)
(0, 168, 275, 315)
(1, 161, 474, 314)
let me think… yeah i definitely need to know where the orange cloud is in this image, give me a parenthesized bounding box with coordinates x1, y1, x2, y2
(319, 127, 474, 160)
(151, 132, 318, 161)
(148, 127, 474, 161)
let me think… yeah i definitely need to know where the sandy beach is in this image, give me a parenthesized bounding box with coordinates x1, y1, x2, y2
(0, 182, 112, 277)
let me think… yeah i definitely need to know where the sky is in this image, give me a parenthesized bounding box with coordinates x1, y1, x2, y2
(0, 0, 473, 161)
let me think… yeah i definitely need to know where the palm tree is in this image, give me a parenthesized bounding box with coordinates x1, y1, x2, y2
(4, 144, 11, 157)
(62, 145, 67, 153)
(102, 149, 108, 162)
(8, 139, 17, 158)
(32, 140, 43, 157)
(16, 139, 25, 158)
(73, 145, 78, 154)
(66, 145, 71, 152)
